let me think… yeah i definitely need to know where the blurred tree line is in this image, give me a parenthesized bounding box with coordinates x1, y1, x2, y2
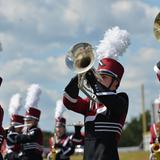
(118, 110, 151, 147)
(42, 110, 151, 148)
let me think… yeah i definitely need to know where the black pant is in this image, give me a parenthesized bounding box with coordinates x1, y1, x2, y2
(19, 153, 42, 160)
(4, 152, 20, 160)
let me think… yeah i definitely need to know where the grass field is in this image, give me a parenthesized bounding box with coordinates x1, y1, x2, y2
(69, 151, 150, 160)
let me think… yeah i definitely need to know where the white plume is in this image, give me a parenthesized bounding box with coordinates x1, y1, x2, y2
(8, 93, 22, 117)
(25, 84, 42, 110)
(55, 99, 65, 119)
(96, 26, 130, 60)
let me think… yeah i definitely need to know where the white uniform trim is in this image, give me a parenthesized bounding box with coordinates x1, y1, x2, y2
(85, 106, 107, 123)
(95, 122, 123, 135)
(95, 122, 123, 128)
(96, 92, 116, 96)
(154, 65, 160, 74)
(63, 92, 78, 103)
(94, 129, 121, 135)
(63, 147, 71, 156)
(23, 142, 43, 151)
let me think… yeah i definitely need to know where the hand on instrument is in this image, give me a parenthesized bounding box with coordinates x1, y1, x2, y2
(85, 69, 97, 85)
(86, 69, 108, 94)
(9, 125, 15, 132)
(64, 75, 79, 98)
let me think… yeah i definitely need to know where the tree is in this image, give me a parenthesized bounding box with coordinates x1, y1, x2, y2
(119, 110, 151, 147)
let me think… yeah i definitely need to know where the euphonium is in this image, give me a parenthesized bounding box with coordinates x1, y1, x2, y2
(153, 12, 160, 41)
(65, 42, 100, 102)
(65, 42, 95, 74)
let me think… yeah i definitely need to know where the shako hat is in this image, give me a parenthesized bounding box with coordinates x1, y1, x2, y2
(11, 114, 24, 126)
(24, 107, 41, 121)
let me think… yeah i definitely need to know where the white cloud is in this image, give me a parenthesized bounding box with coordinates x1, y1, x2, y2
(0, 0, 160, 131)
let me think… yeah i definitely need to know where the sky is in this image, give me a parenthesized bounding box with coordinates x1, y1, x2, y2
(0, 0, 160, 132)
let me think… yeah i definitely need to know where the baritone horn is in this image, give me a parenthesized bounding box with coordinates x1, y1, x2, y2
(153, 12, 160, 41)
(65, 42, 99, 102)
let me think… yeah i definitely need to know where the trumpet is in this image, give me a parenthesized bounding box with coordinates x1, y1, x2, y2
(65, 42, 101, 102)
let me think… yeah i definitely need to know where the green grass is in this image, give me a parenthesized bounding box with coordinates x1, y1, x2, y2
(70, 151, 150, 160)
(119, 151, 149, 160)
(44, 151, 150, 160)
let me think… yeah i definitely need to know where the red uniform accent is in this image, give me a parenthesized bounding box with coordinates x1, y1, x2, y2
(150, 123, 160, 144)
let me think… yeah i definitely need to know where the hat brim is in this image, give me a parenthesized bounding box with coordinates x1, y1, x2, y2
(97, 70, 119, 79)
(24, 116, 38, 121)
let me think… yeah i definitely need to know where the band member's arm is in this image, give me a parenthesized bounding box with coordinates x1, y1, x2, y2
(0, 126, 4, 148)
(15, 128, 40, 143)
(56, 137, 75, 159)
(63, 76, 89, 115)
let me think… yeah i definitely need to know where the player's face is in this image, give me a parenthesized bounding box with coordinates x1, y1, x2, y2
(99, 74, 119, 90)
(25, 119, 37, 129)
(56, 126, 65, 138)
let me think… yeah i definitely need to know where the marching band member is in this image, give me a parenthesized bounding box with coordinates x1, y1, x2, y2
(0, 78, 5, 159)
(15, 84, 43, 160)
(47, 99, 75, 160)
(149, 97, 160, 160)
(0, 105, 4, 159)
(4, 115, 24, 160)
(4, 93, 24, 160)
(63, 26, 130, 160)
(154, 60, 160, 82)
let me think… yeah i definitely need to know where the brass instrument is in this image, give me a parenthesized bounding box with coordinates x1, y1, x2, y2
(151, 142, 160, 160)
(4, 123, 32, 131)
(153, 12, 160, 41)
(47, 147, 56, 160)
(65, 42, 101, 102)
(151, 125, 160, 160)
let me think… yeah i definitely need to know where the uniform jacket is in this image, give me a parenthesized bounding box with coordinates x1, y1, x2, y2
(0, 105, 4, 160)
(16, 125, 43, 160)
(48, 134, 75, 160)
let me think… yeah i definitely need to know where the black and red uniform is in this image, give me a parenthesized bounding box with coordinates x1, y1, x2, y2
(63, 74, 128, 160)
(48, 134, 75, 160)
(4, 114, 24, 160)
(0, 106, 4, 160)
(71, 125, 84, 146)
(15, 125, 43, 160)
(4, 131, 21, 160)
